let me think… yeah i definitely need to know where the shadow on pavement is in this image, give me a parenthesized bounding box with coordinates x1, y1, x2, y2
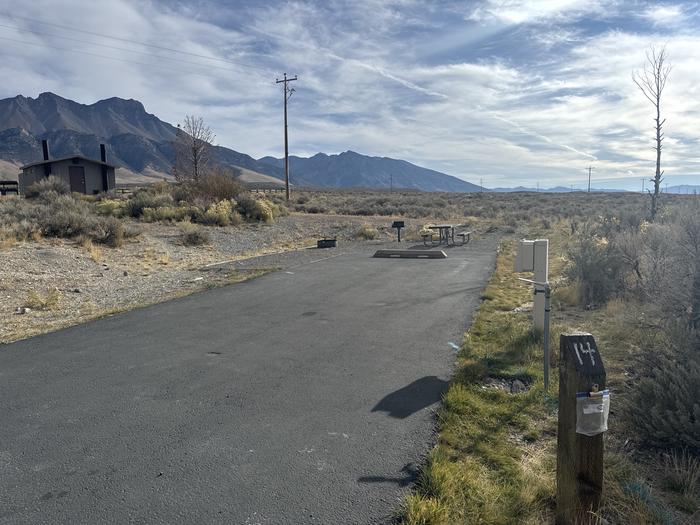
(358, 463, 420, 487)
(371, 376, 449, 419)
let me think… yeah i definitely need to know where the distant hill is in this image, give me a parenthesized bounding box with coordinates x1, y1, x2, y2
(257, 151, 481, 192)
(0, 92, 480, 192)
(491, 185, 629, 193)
(0, 92, 282, 183)
(666, 185, 700, 194)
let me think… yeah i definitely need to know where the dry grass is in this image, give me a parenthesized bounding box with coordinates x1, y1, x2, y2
(355, 223, 379, 240)
(24, 288, 61, 311)
(81, 238, 102, 262)
(0, 228, 16, 249)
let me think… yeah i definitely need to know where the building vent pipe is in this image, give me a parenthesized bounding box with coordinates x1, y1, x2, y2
(42, 139, 49, 161)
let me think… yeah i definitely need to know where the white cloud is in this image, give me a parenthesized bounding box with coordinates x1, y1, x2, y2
(642, 4, 686, 27)
(466, 0, 612, 25)
(0, 0, 699, 188)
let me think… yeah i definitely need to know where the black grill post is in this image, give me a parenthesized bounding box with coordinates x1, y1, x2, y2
(41, 139, 51, 176)
(100, 144, 109, 190)
(391, 221, 405, 242)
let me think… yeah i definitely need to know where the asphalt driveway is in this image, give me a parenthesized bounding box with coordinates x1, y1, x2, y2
(0, 238, 497, 524)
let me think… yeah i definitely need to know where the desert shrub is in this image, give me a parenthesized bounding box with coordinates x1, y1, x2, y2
(141, 206, 193, 223)
(95, 198, 126, 217)
(125, 190, 173, 218)
(625, 353, 700, 451)
(0, 190, 136, 247)
(91, 217, 125, 247)
(178, 220, 210, 245)
(199, 199, 238, 226)
(566, 227, 627, 306)
(268, 200, 289, 218)
(355, 224, 379, 240)
(236, 194, 274, 222)
(36, 194, 96, 237)
(25, 176, 69, 199)
(194, 171, 244, 201)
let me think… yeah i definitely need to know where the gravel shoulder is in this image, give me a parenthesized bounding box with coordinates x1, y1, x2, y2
(0, 214, 427, 344)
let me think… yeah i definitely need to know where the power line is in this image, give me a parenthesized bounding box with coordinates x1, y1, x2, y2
(0, 23, 269, 75)
(1, 13, 270, 72)
(0, 34, 272, 84)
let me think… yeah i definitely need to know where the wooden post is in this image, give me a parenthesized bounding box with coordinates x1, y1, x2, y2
(556, 333, 607, 524)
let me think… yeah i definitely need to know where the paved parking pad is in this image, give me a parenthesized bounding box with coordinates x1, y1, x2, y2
(0, 237, 497, 524)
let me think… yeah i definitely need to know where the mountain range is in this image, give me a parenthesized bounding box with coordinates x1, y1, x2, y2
(0, 92, 481, 192)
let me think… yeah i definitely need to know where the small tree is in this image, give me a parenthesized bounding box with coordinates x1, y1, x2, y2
(172, 115, 215, 183)
(633, 46, 671, 221)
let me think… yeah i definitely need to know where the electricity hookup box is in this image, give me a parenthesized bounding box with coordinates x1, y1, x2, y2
(514, 240, 535, 272)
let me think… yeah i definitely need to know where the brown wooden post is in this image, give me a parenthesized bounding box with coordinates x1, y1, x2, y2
(556, 333, 607, 524)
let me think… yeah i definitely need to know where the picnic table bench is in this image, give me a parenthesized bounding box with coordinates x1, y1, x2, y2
(422, 225, 471, 246)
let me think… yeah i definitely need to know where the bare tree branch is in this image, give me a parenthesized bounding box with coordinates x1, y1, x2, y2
(633, 45, 671, 220)
(172, 115, 216, 183)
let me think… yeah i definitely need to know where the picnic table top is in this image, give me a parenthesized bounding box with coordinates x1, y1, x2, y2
(429, 224, 456, 229)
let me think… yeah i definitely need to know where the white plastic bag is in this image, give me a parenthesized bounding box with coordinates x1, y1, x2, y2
(576, 390, 610, 436)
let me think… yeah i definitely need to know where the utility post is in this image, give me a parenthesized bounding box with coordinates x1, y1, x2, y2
(533, 239, 549, 331)
(515, 239, 551, 389)
(276, 73, 297, 201)
(587, 166, 593, 193)
(556, 333, 608, 524)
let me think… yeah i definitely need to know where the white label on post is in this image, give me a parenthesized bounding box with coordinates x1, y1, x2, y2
(576, 390, 610, 436)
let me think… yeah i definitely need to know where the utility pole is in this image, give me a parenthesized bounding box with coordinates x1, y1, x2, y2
(642, 178, 645, 193)
(276, 72, 297, 201)
(390, 173, 393, 192)
(587, 166, 594, 192)
(480, 178, 484, 193)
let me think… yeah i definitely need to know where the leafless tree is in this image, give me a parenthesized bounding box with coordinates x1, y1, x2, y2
(172, 115, 216, 182)
(633, 45, 671, 220)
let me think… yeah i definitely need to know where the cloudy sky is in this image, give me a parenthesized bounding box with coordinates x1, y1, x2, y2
(1, 0, 699, 189)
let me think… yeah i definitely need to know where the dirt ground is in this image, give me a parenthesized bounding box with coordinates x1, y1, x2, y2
(0, 214, 426, 344)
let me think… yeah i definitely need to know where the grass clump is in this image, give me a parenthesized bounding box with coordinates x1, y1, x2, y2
(400, 494, 449, 525)
(25, 288, 61, 310)
(81, 238, 102, 262)
(355, 223, 379, 240)
(660, 450, 700, 513)
(178, 220, 210, 246)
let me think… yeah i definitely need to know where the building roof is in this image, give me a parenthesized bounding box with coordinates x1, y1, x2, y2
(20, 156, 117, 170)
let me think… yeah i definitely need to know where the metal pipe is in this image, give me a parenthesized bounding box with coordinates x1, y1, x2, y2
(543, 283, 551, 391)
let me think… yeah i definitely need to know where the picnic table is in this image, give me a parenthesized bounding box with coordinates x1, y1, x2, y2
(422, 224, 472, 246)
(429, 224, 455, 245)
